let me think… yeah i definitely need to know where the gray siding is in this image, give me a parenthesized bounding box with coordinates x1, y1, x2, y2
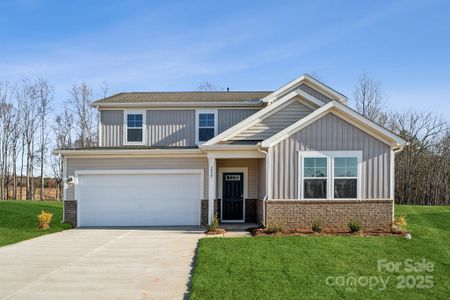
(298, 83, 333, 103)
(147, 110, 195, 146)
(233, 99, 313, 140)
(258, 158, 266, 199)
(100, 110, 123, 147)
(65, 157, 208, 200)
(218, 109, 259, 133)
(216, 159, 259, 199)
(270, 112, 391, 199)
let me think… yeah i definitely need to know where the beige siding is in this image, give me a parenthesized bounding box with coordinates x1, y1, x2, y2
(147, 110, 195, 146)
(233, 99, 313, 140)
(216, 159, 259, 199)
(101, 110, 123, 147)
(218, 109, 259, 133)
(270, 112, 391, 199)
(65, 157, 208, 200)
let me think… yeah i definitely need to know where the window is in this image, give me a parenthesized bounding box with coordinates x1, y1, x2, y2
(196, 110, 217, 144)
(299, 151, 361, 200)
(334, 157, 358, 198)
(303, 157, 327, 199)
(124, 111, 145, 144)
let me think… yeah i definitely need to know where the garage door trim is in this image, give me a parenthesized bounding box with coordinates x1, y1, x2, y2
(74, 169, 204, 226)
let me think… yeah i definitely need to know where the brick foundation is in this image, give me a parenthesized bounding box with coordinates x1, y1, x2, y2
(64, 200, 77, 227)
(265, 200, 393, 232)
(201, 199, 261, 225)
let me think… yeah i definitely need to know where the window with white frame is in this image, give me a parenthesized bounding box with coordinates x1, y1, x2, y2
(196, 110, 217, 143)
(300, 151, 361, 200)
(303, 157, 328, 199)
(334, 157, 358, 198)
(125, 112, 144, 143)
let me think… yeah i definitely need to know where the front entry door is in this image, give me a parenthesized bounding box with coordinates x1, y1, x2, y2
(222, 172, 244, 221)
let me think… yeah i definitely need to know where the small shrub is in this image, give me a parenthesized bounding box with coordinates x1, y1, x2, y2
(312, 219, 322, 232)
(347, 219, 362, 233)
(208, 213, 220, 232)
(266, 223, 284, 234)
(38, 210, 53, 229)
(392, 215, 407, 230)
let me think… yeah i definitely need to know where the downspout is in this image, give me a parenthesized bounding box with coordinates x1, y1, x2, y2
(257, 143, 268, 227)
(391, 144, 407, 220)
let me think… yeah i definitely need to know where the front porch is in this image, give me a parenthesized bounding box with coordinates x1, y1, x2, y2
(201, 153, 266, 226)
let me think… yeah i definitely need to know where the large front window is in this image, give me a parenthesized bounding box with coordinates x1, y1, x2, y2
(196, 110, 217, 143)
(125, 112, 144, 144)
(300, 152, 361, 199)
(303, 157, 327, 199)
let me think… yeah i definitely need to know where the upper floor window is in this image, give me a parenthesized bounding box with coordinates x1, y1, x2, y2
(124, 110, 145, 145)
(196, 110, 217, 144)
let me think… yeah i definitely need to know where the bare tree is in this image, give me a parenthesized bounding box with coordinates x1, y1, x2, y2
(353, 73, 386, 124)
(69, 83, 97, 148)
(197, 82, 224, 91)
(35, 79, 53, 200)
(0, 83, 14, 199)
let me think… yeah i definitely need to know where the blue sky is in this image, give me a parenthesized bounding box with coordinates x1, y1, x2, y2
(1, 0, 449, 117)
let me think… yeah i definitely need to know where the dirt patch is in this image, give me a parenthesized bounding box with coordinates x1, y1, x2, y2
(252, 228, 407, 237)
(205, 228, 226, 235)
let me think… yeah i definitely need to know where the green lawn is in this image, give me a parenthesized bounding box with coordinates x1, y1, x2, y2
(0, 200, 72, 247)
(190, 205, 450, 299)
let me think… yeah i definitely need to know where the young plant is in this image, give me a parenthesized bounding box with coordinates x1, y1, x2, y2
(393, 215, 407, 231)
(208, 213, 220, 232)
(38, 210, 53, 229)
(347, 219, 362, 233)
(312, 219, 322, 233)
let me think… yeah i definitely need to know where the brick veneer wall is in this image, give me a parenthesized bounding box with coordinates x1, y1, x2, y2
(201, 199, 260, 225)
(265, 200, 393, 232)
(64, 200, 77, 227)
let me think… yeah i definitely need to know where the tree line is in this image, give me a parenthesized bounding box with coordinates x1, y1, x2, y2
(0, 75, 448, 205)
(0, 80, 100, 200)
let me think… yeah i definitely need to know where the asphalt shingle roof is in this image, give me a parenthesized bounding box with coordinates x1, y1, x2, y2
(94, 91, 272, 104)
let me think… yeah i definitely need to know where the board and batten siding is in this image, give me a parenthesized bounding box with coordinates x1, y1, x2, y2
(147, 110, 195, 146)
(65, 157, 208, 200)
(232, 99, 313, 141)
(100, 110, 124, 147)
(269, 112, 391, 199)
(276, 83, 333, 104)
(218, 109, 259, 133)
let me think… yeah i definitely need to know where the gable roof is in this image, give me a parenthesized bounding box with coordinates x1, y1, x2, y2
(260, 101, 407, 148)
(202, 88, 325, 146)
(94, 91, 271, 106)
(262, 74, 348, 104)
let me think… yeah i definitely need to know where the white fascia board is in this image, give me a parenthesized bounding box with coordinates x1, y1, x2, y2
(93, 101, 263, 108)
(261, 101, 407, 148)
(52, 148, 205, 158)
(262, 74, 348, 103)
(203, 89, 324, 146)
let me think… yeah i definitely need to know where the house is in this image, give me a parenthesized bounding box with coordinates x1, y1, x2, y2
(54, 74, 407, 231)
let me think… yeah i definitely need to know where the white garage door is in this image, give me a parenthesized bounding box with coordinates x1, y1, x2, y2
(75, 170, 203, 226)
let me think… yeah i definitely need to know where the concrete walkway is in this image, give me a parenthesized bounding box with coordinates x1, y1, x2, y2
(0, 228, 204, 300)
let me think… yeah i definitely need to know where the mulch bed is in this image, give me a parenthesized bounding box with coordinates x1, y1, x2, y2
(205, 228, 226, 235)
(251, 228, 407, 237)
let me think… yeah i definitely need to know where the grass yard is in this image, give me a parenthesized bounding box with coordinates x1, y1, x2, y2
(190, 205, 450, 299)
(0, 200, 71, 247)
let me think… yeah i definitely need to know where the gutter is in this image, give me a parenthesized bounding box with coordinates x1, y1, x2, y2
(257, 143, 268, 227)
(92, 101, 264, 108)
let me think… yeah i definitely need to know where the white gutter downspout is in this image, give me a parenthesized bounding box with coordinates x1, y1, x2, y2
(391, 144, 407, 221)
(257, 144, 268, 227)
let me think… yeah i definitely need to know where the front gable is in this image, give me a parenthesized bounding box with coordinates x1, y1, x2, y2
(231, 98, 314, 141)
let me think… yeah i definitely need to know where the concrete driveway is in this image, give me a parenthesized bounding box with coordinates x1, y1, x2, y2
(0, 228, 204, 300)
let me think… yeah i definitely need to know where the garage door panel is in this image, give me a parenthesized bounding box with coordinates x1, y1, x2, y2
(76, 171, 202, 226)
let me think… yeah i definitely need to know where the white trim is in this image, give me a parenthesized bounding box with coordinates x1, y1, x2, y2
(390, 148, 395, 201)
(218, 167, 248, 223)
(206, 150, 265, 159)
(298, 151, 362, 200)
(208, 158, 216, 225)
(94, 101, 264, 108)
(262, 74, 348, 103)
(196, 109, 218, 145)
(53, 148, 204, 158)
(261, 101, 407, 148)
(74, 168, 204, 228)
(98, 111, 102, 147)
(204, 89, 324, 146)
(123, 109, 146, 146)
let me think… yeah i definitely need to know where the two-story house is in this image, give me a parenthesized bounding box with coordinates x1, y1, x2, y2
(55, 74, 406, 231)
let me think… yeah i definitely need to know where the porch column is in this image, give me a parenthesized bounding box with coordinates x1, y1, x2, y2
(208, 157, 216, 224)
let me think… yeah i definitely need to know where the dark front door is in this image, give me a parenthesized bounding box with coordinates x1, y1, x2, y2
(222, 172, 244, 221)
